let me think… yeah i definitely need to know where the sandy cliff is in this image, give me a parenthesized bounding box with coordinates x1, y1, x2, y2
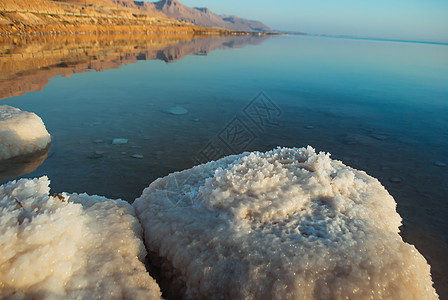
(0, 0, 235, 35)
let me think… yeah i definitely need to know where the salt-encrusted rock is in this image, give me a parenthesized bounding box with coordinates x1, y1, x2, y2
(0, 106, 51, 160)
(134, 146, 438, 300)
(0, 177, 162, 300)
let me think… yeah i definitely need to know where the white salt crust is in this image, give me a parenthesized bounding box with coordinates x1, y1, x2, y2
(134, 146, 438, 300)
(0, 177, 162, 300)
(0, 105, 51, 160)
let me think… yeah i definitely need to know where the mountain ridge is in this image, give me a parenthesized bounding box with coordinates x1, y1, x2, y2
(0, 0, 273, 36)
(150, 0, 271, 32)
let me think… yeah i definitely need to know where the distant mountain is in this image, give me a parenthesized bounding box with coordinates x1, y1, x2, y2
(220, 15, 271, 32)
(151, 0, 271, 32)
(99, 0, 271, 32)
(99, 0, 167, 17)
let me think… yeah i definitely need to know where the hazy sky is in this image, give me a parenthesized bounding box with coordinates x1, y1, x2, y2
(175, 0, 448, 42)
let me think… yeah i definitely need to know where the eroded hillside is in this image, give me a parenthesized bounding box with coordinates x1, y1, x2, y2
(0, 0, 232, 35)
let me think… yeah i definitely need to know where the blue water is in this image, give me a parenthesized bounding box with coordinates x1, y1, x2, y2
(1, 34, 447, 296)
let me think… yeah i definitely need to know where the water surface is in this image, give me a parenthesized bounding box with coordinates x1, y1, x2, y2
(1, 34, 447, 297)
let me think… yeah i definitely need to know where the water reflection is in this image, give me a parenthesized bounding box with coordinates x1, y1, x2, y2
(0, 33, 270, 100)
(0, 35, 446, 297)
(0, 145, 50, 182)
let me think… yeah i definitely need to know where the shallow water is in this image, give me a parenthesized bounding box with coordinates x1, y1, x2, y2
(1, 34, 447, 297)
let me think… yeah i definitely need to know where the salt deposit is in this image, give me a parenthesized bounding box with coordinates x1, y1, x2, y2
(0, 177, 162, 299)
(112, 138, 129, 145)
(134, 146, 438, 299)
(163, 106, 188, 115)
(0, 106, 51, 160)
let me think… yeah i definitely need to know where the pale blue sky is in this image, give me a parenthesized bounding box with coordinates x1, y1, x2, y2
(169, 0, 448, 42)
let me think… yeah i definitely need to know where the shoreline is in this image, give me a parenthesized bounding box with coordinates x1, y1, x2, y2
(0, 22, 275, 37)
(0, 23, 280, 37)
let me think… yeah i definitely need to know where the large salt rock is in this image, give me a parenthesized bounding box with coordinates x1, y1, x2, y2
(0, 106, 51, 160)
(0, 177, 162, 299)
(134, 146, 438, 299)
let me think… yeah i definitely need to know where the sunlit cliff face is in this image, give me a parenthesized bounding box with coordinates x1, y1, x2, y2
(0, 105, 51, 160)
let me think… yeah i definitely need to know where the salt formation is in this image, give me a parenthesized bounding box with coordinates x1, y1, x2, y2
(112, 138, 129, 145)
(163, 106, 188, 115)
(0, 177, 162, 300)
(0, 106, 51, 160)
(134, 146, 438, 300)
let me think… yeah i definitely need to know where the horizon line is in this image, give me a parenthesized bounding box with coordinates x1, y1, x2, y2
(282, 32, 448, 46)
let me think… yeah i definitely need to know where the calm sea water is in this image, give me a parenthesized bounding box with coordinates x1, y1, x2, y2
(1, 34, 447, 296)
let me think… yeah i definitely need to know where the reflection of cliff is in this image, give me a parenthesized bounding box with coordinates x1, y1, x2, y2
(154, 35, 269, 63)
(0, 34, 270, 100)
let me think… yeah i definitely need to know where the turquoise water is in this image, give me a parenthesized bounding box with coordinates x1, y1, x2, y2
(1, 35, 447, 296)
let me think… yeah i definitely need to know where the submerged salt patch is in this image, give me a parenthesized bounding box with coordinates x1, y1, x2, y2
(0, 106, 51, 160)
(0, 177, 162, 299)
(112, 138, 129, 145)
(163, 106, 188, 115)
(134, 146, 438, 299)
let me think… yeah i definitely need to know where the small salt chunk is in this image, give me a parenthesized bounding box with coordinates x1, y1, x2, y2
(132, 154, 144, 159)
(0, 105, 51, 160)
(112, 138, 128, 145)
(163, 106, 188, 115)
